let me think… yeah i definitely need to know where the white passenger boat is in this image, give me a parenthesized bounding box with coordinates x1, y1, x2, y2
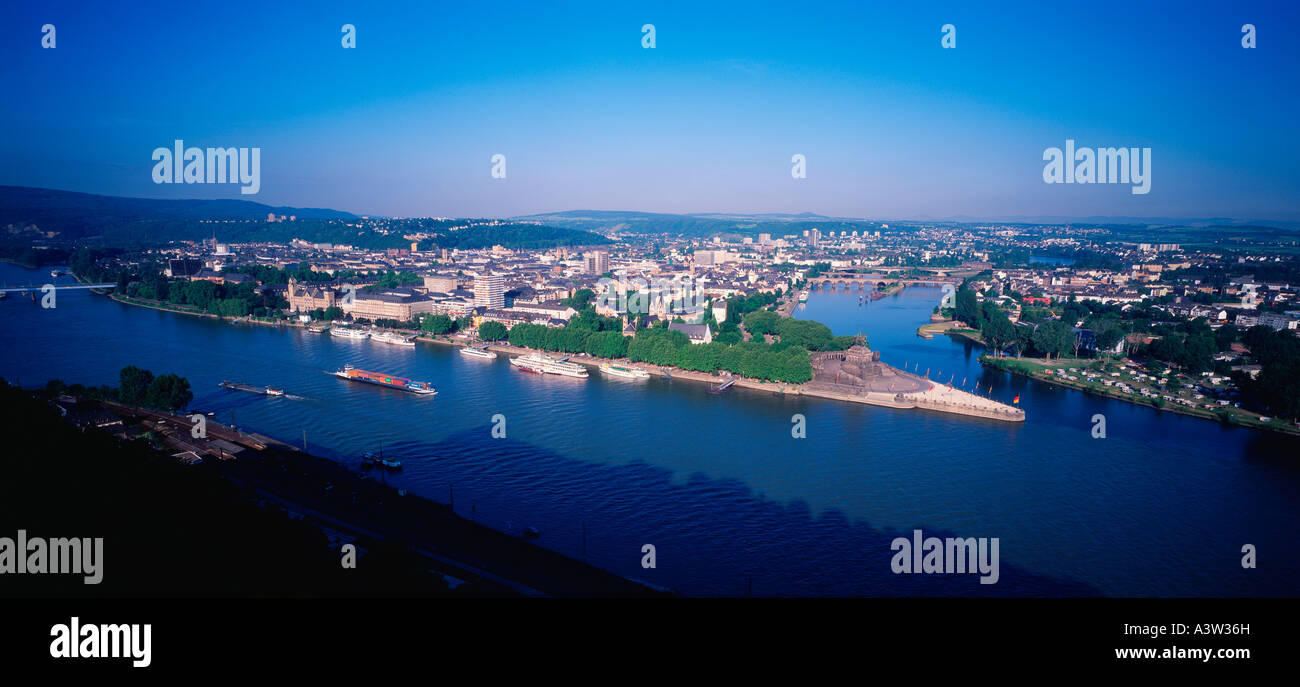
(599, 362, 650, 379)
(510, 353, 588, 378)
(371, 331, 415, 346)
(459, 346, 497, 359)
(329, 326, 370, 340)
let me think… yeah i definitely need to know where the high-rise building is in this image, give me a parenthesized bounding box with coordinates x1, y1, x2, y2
(584, 250, 609, 275)
(474, 274, 505, 309)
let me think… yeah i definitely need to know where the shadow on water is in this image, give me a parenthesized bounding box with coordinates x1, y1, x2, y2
(375, 426, 1101, 597)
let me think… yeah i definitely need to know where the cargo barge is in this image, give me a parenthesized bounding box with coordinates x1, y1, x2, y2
(220, 381, 285, 396)
(329, 365, 437, 394)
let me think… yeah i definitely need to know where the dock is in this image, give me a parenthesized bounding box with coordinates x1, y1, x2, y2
(709, 378, 737, 394)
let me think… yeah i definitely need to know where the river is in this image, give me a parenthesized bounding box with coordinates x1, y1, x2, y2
(1, 263, 1296, 597)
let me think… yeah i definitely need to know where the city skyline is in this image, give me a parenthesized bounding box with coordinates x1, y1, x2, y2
(3, 0, 1298, 221)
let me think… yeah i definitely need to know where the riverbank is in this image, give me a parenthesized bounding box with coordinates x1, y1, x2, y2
(0, 256, 40, 269)
(103, 289, 1023, 423)
(96, 400, 670, 597)
(917, 320, 961, 339)
(419, 336, 1023, 421)
(110, 292, 299, 327)
(421, 335, 807, 395)
(981, 355, 1300, 436)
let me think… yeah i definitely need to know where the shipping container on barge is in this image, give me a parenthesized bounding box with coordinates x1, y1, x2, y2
(328, 364, 437, 394)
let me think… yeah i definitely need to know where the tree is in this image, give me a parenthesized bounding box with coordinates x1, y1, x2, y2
(774, 318, 838, 351)
(1014, 324, 1034, 357)
(1061, 297, 1089, 326)
(955, 288, 980, 327)
(119, 366, 154, 407)
(421, 314, 456, 335)
(1032, 320, 1074, 360)
(584, 331, 629, 358)
(562, 288, 595, 309)
(742, 310, 780, 337)
(981, 309, 1015, 356)
(145, 373, 193, 411)
(478, 321, 508, 341)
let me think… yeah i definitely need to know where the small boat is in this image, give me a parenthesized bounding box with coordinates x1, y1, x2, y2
(459, 346, 497, 360)
(599, 362, 649, 379)
(265, 387, 285, 396)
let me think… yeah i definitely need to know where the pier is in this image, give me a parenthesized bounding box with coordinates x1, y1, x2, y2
(709, 378, 737, 394)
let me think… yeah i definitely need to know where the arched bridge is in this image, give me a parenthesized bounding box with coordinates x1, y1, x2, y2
(812, 272, 961, 291)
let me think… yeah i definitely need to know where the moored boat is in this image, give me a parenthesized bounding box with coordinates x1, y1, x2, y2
(510, 353, 588, 378)
(459, 346, 497, 359)
(599, 362, 650, 379)
(371, 330, 415, 346)
(330, 326, 370, 340)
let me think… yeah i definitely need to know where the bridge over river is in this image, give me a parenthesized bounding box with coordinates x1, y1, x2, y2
(813, 272, 962, 291)
(0, 283, 116, 293)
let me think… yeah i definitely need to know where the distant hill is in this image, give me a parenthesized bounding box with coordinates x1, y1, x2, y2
(518, 209, 1300, 239)
(515, 210, 884, 239)
(0, 186, 356, 240)
(0, 186, 609, 251)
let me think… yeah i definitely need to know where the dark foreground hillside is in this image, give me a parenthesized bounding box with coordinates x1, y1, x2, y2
(0, 380, 472, 597)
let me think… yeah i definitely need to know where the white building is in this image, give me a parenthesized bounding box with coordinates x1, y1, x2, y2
(474, 274, 505, 309)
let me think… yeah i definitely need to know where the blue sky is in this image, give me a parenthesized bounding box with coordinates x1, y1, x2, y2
(2, 0, 1298, 221)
